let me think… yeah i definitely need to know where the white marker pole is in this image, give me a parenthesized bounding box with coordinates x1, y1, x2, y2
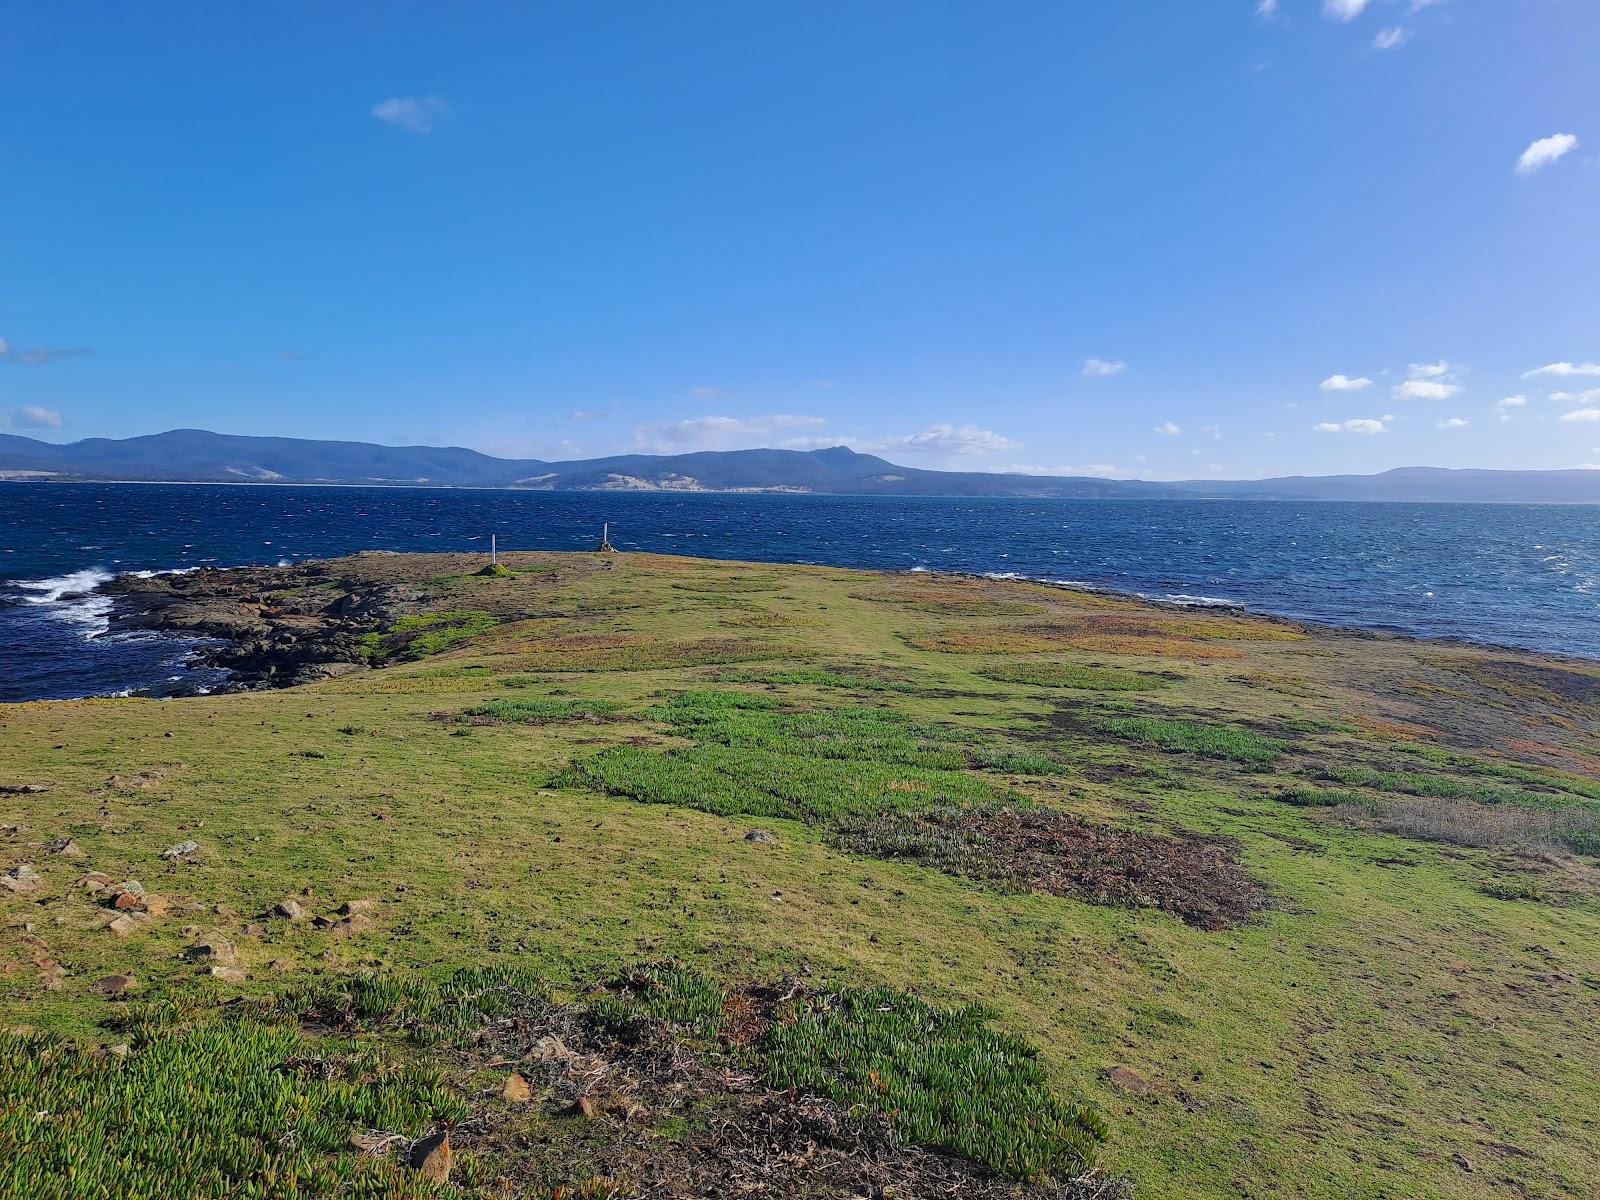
(491, 534, 497, 566)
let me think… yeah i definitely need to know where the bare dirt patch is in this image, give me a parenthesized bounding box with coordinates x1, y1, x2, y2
(837, 804, 1271, 930)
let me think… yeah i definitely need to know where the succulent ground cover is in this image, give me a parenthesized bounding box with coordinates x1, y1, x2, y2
(4, 550, 1600, 1199)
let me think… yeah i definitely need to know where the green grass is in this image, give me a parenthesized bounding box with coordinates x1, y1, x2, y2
(359, 610, 500, 663)
(7, 549, 1600, 1200)
(763, 987, 1105, 1181)
(978, 660, 1169, 691)
(463, 697, 620, 724)
(717, 666, 914, 692)
(1102, 716, 1287, 765)
(0, 1024, 465, 1199)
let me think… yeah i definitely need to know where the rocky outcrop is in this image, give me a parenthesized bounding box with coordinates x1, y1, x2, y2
(99, 560, 414, 692)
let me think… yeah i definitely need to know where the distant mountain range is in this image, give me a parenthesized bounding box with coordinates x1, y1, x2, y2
(4, 428, 1600, 502)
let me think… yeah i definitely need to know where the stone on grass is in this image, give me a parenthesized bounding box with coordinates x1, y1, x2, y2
(159, 840, 199, 861)
(273, 898, 306, 921)
(205, 965, 247, 982)
(186, 937, 238, 965)
(501, 1074, 531, 1103)
(743, 829, 777, 844)
(2, 865, 42, 894)
(408, 1132, 452, 1183)
(107, 914, 141, 937)
(93, 974, 137, 996)
(45, 839, 84, 858)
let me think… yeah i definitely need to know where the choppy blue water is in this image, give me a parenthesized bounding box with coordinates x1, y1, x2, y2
(3, 482, 1598, 701)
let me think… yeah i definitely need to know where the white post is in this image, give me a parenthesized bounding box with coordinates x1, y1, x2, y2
(491, 534, 497, 566)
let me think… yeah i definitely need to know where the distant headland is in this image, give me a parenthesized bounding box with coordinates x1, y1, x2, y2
(6, 428, 1600, 502)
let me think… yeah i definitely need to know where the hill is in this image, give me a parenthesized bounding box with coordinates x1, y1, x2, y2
(6, 429, 1600, 501)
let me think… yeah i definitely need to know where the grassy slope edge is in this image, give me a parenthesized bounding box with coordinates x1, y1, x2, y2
(2, 551, 1598, 1199)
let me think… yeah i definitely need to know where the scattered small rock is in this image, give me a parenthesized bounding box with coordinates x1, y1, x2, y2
(337, 899, 377, 916)
(106, 914, 141, 938)
(78, 871, 114, 891)
(0, 784, 47, 795)
(186, 937, 239, 965)
(159, 840, 200, 861)
(2, 865, 42, 894)
(408, 1131, 452, 1183)
(206, 965, 247, 983)
(575, 1096, 598, 1120)
(267, 958, 294, 972)
(744, 829, 777, 844)
(93, 974, 137, 996)
(112, 891, 146, 911)
(103, 1042, 131, 1058)
(142, 895, 173, 918)
(45, 839, 84, 858)
(273, 898, 306, 921)
(501, 1073, 531, 1103)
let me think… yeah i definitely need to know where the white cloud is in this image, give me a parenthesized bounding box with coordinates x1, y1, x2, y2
(1154, 421, 1182, 436)
(1393, 360, 1462, 400)
(371, 96, 449, 134)
(1323, 0, 1371, 22)
(0, 339, 93, 365)
(1257, 0, 1278, 16)
(1082, 358, 1127, 378)
(1516, 133, 1578, 176)
(1559, 408, 1600, 423)
(1005, 462, 1124, 479)
(1320, 374, 1373, 392)
(1494, 395, 1527, 413)
(1550, 389, 1600, 406)
(1315, 418, 1387, 434)
(1373, 27, 1408, 49)
(631, 413, 827, 453)
(1395, 379, 1462, 400)
(11, 405, 64, 429)
(1436, 417, 1469, 429)
(1524, 361, 1600, 379)
(878, 424, 1019, 455)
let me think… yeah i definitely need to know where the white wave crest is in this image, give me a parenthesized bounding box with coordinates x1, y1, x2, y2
(16, 567, 115, 636)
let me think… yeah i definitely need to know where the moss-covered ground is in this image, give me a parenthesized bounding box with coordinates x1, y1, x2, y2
(3, 551, 1599, 1198)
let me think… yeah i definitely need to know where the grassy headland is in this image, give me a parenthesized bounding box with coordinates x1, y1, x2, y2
(3, 551, 1598, 1198)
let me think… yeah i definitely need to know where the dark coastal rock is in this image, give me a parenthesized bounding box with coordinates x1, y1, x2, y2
(98, 562, 407, 692)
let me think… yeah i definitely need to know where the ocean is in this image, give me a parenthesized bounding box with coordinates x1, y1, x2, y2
(3, 481, 1598, 702)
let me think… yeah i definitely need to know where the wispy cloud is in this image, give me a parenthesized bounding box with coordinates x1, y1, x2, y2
(1551, 389, 1600, 406)
(1524, 361, 1600, 379)
(1082, 358, 1127, 378)
(1516, 133, 1578, 176)
(1320, 374, 1372, 392)
(1314, 418, 1387, 434)
(569, 402, 623, 421)
(6, 405, 65, 429)
(1559, 408, 1600, 423)
(875, 424, 1018, 456)
(1154, 421, 1182, 436)
(1373, 27, 1407, 50)
(1004, 462, 1125, 479)
(1393, 360, 1462, 400)
(1436, 417, 1469, 429)
(0, 338, 93, 366)
(371, 96, 449, 135)
(631, 413, 826, 453)
(1323, 0, 1371, 22)
(1256, 0, 1279, 17)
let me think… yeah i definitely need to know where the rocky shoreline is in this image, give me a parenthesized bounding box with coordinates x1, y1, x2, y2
(97, 556, 422, 692)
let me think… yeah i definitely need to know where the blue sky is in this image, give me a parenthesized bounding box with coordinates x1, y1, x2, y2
(2, 1, 1597, 479)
